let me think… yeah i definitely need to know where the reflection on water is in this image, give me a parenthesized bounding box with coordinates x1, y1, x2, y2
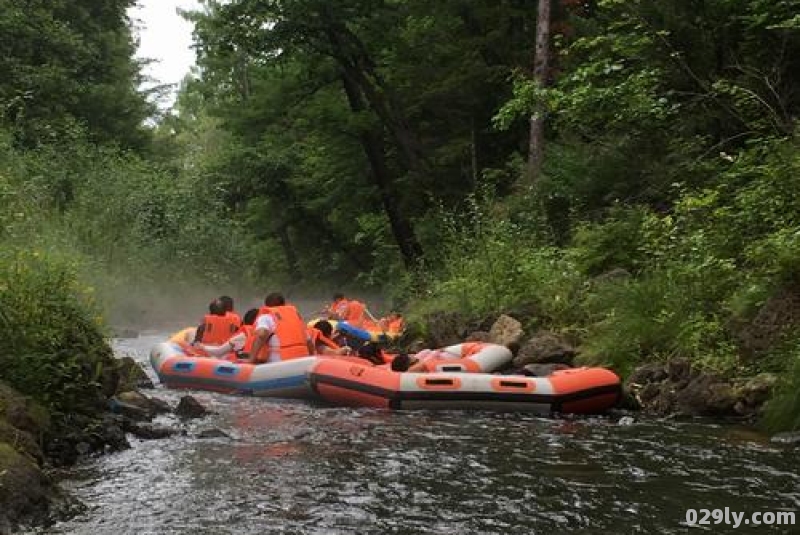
(27, 333, 799, 534)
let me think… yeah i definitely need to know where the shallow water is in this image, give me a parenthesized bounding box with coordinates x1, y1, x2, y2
(27, 333, 799, 534)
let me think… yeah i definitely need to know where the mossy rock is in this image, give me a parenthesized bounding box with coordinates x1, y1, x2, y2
(0, 442, 53, 532)
(0, 420, 43, 464)
(0, 383, 50, 437)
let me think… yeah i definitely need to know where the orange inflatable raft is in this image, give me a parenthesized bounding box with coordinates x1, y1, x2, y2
(150, 341, 320, 398)
(308, 359, 621, 414)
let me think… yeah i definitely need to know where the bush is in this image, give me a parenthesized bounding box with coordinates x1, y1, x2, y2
(0, 250, 114, 417)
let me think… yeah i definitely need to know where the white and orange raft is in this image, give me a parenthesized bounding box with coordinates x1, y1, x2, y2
(308, 359, 622, 415)
(150, 341, 320, 398)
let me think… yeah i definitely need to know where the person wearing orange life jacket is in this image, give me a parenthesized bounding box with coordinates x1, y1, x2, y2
(248, 292, 315, 363)
(193, 299, 240, 345)
(308, 320, 352, 356)
(379, 311, 405, 335)
(193, 308, 259, 361)
(219, 295, 242, 328)
(393, 342, 490, 373)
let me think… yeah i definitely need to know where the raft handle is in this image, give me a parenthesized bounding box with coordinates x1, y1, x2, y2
(424, 378, 454, 386)
(499, 380, 529, 388)
(440, 365, 464, 372)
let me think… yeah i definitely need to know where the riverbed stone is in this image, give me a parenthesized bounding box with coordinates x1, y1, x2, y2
(489, 314, 524, 347)
(513, 331, 576, 367)
(126, 422, 179, 440)
(175, 396, 207, 419)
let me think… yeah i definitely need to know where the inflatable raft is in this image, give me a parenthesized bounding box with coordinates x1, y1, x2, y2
(149, 341, 319, 398)
(309, 318, 401, 344)
(308, 359, 621, 414)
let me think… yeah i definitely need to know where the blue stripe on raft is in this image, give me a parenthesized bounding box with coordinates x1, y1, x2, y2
(157, 373, 309, 394)
(337, 321, 372, 341)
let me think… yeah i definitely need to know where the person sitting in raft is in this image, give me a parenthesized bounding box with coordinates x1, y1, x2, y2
(219, 295, 242, 327)
(389, 342, 520, 373)
(355, 342, 387, 365)
(193, 298, 240, 345)
(248, 292, 315, 363)
(378, 311, 405, 335)
(169, 326, 197, 344)
(193, 308, 259, 360)
(309, 320, 352, 356)
(325, 292, 367, 328)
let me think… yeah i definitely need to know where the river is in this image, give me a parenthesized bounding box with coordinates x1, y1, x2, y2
(25, 332, 799, 534)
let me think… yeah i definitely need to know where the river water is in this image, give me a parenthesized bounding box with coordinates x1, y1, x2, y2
(26, 332, 799, 534)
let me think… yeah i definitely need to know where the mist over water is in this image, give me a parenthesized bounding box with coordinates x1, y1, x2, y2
(26, 333, 800, 535)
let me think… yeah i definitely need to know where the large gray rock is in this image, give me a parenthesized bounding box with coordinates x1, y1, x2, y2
(513, 331, 576, 367)
(489, 315, 524, 347)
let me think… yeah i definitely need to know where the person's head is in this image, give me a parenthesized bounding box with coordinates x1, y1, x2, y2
(243, 308, 259, 326)
(332, 292, 345, 302)
(390, 354, 414, 372)
(357, 342, 384, 365)
(313, 320, 333, 338)
(264, 292, 285, 307)
(219, 295, 235, 312)
(208, 298, 226, 316)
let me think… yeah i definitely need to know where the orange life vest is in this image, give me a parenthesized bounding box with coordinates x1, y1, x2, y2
(386, 317, 404, 334)
(256, 305, 309, 361)
(225, 311, 242, 328)
(308, 327, 340, 354)
(199, 314, 240, 344)
(345, 300, 366, 327)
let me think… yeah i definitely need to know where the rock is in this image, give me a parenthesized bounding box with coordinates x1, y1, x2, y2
(675, 375, 737, 417)
(521, 363, 571, 377)
(465, 331, 491, 342)
(110, 391, 170, 421)
(116, 356, 154, 392)
(617, 416, 636, 426)
(513, 331, 576, 367)
(737, 373, 778, 407)
(627, 363, 668, 386)
(127, 422, 179, 440)
(0, 419, 43, 465)
(0, 443, 54, 534)
(196, 428, 231, 439)
(489, 314, 524, 347)
(770, 431, 800, 446)
(423, 311, 474, 347)
(175, 396, 207, 419)
(666, 359, 691, 382)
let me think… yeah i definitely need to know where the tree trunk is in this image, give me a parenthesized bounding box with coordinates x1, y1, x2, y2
(528, 0, 552, 185)
(340, 73, 424, 269)
(276, 222, 300, 280)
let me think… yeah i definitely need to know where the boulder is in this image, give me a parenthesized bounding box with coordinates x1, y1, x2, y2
(489, 314, 524, 347)
(126, 422, 179, 440)
(110, 391, 170, 421)
(115, 356, 154, 392)
(513, 331, 576, 367)
(175, 396, 207, 419)
(0, 443, 53, 535)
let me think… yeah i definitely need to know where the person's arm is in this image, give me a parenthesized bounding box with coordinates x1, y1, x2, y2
(248, 327, 270, 363)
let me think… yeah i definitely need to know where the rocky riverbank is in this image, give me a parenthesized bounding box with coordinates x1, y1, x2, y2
(0, 353, 210, 535)
(403, 311, 784, 422)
